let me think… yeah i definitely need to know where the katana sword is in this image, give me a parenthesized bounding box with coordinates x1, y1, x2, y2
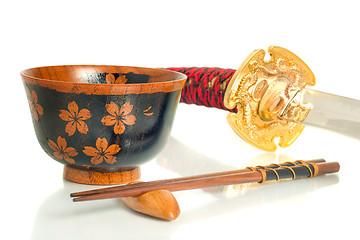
(167, 46, 360, 151)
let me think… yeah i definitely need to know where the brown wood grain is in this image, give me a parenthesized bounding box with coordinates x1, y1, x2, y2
(21, 65, 186, 95)
(64, 165, 140, 185)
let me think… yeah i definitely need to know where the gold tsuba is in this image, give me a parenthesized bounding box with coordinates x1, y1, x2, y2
(224, 46, 315, 151)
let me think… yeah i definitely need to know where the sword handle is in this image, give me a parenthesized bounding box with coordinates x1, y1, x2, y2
(166, 67, 236, 111)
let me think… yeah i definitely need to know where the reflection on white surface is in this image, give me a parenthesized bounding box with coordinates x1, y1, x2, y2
(30, 173, 339, 239)
(31, 135, 340, 240)
(156, 136, 319, 198)
(31, 181, 183, 240)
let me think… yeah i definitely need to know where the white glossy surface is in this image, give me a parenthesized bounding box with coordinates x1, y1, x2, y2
(2, 1, 360, 239)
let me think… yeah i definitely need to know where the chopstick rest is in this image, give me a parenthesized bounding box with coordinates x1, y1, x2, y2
(120, 182, 180, 221)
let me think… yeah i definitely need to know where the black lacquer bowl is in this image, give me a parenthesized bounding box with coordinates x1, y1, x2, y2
(21, 65, 187, 184)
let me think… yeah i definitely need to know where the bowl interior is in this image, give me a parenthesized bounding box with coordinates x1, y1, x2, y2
(21, 65, 185, 85)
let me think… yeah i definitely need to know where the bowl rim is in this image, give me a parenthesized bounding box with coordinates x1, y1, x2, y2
(21, 65, 187, 95)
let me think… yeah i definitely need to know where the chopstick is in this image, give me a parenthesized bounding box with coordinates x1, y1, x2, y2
(71, 159, 335, 202)
(71, 159, 325, 198)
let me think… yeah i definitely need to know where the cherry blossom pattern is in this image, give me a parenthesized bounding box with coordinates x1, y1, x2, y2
(48, 136, 78, 164)
(105, 73, 128, 84)
(26, 86, 44, 121)
(101, 102, 136, 134)
(59, 101, 91, 136)
(82, 138, 121, 165)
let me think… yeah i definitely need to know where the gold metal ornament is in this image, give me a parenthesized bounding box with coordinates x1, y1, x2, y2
(224, 46, 315, 151)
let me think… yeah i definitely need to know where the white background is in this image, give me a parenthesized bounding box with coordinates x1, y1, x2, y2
(1, 1, 360, 239)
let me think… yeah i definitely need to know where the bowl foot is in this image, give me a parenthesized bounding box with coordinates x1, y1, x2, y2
(63, 165, 140, 185)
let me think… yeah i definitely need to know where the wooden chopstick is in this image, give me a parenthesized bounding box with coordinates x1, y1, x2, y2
(70, 159, 325, 198)
(72, 160, 337, 202)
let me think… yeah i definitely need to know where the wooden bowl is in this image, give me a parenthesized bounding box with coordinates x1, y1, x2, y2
(21, 65, 186, 185)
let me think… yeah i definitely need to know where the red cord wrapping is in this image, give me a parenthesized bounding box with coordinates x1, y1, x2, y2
(166, 67, 236, 112)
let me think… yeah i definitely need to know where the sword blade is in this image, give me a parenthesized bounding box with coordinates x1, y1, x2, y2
(302, 89, 360, 139)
